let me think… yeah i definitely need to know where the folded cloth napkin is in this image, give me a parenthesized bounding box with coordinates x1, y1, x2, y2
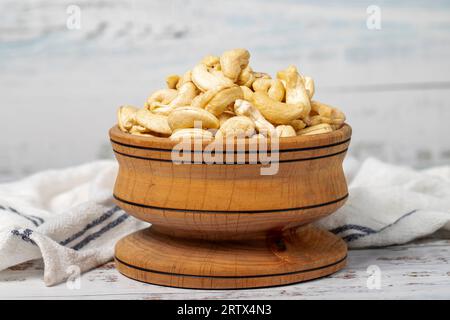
(0, 157, 449, 286)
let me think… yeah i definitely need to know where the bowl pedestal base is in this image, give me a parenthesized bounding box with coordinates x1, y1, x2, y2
(115, 225, 347, 289)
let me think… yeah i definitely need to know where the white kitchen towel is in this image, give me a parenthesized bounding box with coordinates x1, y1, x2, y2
(316, 157, 450, 247)
(0, 161, 147, 286)
(0, 157, 449, 286)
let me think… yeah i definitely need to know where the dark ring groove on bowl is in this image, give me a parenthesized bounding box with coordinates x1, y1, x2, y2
(109, 125, 351, 150)
(110, 137, 351, 153)
(114, 254, 347, 279)
(112, 147, 349, 164)
(113, 193, 349, 214)
(110, 124, 352, 237)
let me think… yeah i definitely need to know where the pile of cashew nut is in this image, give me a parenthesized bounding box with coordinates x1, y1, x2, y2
(117, 49, 346, 141)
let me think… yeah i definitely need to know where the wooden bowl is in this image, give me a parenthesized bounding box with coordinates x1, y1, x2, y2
(110, 124, 352, 289)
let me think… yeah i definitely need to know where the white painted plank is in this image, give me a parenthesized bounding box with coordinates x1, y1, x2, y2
(1, 240, 449, 299)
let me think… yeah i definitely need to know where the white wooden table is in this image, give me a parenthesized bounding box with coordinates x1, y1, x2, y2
(1, 237, 449, 300)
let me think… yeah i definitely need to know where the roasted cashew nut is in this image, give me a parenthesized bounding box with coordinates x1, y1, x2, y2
(117, 105, 138, 132)
(252, 78, 285, 102)
(168, 106, 220, 130)
(277, 65, 311, 117)
(220, 48, 250, 82)
(234, 99, 275, 136)
(170, 128, 213, 141)
(297, 123, 332, 136)
(191, 63, 234, 92)
(215, 116, 256, 139)
(150, 82, 198, 115)
(275, 125, 296, 137)
(252, 91, 305, 125)
(135, 108, 172, 135)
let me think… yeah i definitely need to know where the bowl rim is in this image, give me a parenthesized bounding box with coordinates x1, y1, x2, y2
(110, 123, 351, 151)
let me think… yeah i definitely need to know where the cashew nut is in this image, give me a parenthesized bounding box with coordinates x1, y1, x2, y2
(237, 65, 255, 87)
(215, 116, 255, 139)
(331, 124, 344, 130)
(204, 86, 243, 116)
(145, 89, 178, 109)
(192, 63, 234, 92)
(220, 48, 250, 82)
(176, 70, 192, 89)
(218, 111, 235, 126)
(311, 100, 345, 118)
(168, 106, 220, 130)
(252, 78, 285, 102)
(117, 105, 138, 132)
(190, 85, 243, 116)
(249, 133, 269, 141)
(306, 115, 344, 128)
(253, 71, 272, 81)
(252, 91, 305, 125)
(234, 99, 275, 136)
(150, 82, 198, 115)
(303, 76, 315, 99)
(135, 108, 172, 135)
(297, 123, 332, 136)
(277, 65, 311, 117)
(308, 100, 346, 126)
(129, 125, 152, 136)
(201, 55, 221, 70)
(190, 85, 226, 108)
(166, 75, 180, 89)
(290, 119, 307, 131)
(169, 82, 198, 107)
(170, 128, 213, 141)
(117, 49, 346, 138)
(275, 125, 296, 137)
(240, 85, 255, 101)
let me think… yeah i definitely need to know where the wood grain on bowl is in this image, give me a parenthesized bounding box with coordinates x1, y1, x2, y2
(110, 124, 352, 289)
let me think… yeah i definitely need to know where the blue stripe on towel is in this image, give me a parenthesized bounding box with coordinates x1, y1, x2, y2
(333, 209, 418, 242)
(0, 204, 43, 227)
(8, 207, 44, 225)
(59, 206, 122, 246)
(330, 224, 376, 235)
(71, 213, 129, 251)
(11, 228, 36, 245)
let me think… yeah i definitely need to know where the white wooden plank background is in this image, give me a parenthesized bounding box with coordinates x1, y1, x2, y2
(1, 0, 450, 181)
(1, 237, 449, 299)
